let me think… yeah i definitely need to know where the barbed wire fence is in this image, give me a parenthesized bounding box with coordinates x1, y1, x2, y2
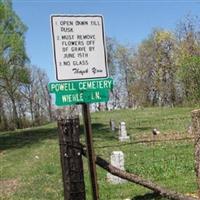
(0, 110, 199, 200)
(79, 113, 198, 200)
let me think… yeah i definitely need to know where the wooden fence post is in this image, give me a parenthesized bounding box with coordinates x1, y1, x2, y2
(57, 117, 86, 200)
(192, 109, 200, 198)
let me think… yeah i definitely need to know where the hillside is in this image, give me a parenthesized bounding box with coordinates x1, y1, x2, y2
(0, 107, 198, 199)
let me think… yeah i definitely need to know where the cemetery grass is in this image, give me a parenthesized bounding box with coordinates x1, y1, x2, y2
(0, 107, 198, 200)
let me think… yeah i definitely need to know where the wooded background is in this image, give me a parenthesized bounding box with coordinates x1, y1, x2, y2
(0, 1, 199, 131)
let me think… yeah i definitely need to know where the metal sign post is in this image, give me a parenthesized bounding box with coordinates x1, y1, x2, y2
(82, 103, 99, 200)
(49, 14, 112, 200)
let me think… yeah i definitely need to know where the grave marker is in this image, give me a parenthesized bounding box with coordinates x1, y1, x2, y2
(110, 119, 115, 131)
(119, 122, 130, 142)
(107, 151, 126, 184)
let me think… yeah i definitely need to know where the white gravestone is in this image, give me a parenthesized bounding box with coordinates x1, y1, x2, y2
(107, 151, 126, 184)
(119, 122, 130, 142)
(110, 119, 115, 131)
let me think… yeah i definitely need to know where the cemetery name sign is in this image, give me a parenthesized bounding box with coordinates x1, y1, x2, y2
(51, 15, 108, 81)
(49, 78, 113, 105)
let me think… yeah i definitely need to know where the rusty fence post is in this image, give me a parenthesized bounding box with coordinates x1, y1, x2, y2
(57, 117, 86, 200)
(192, 109, 200, 198)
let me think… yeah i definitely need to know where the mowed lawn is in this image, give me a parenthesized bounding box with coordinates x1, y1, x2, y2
(0, 107, 198, 200)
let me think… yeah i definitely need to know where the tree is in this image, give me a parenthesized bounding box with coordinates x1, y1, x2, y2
(0, 94, 8, 130)
(131, 29, 177, 106)
(179, 56, 200, 102)
(115, 44, 135, 108)
(20, 66, 53, 126)
(0, 1, 29, 129)
(153, 30, 177, 106)
(106, 37, 118, 77)
(176, 15, 200, 103)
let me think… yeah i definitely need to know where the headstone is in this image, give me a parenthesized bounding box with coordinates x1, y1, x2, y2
(119, 122, 130, 142)
(107, 151, 126, 184)
(110, 119, 115, 131)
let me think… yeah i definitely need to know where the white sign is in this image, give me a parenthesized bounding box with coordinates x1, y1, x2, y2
(51, 15, 108, 81)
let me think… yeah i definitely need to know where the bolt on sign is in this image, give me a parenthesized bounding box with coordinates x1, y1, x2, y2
(51, 15, 108, 81)
(49, 15, 113, 106)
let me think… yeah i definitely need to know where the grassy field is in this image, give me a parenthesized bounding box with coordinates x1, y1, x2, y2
(0, 107, 198, 199)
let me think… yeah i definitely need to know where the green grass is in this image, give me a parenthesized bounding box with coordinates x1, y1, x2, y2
(0, 107, 198, 199)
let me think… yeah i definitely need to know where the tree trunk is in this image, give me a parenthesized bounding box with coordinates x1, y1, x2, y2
(29, 100, 34, 126)
(192, 109, 200, 198)
(10, 97, 20, 129)
(105, 102, 109, 111)
(0, 96, 8, 130)
(47, 92, 53, 121)
(124, 68, 132, 108)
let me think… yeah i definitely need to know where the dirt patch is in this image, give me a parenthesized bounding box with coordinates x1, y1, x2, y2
(0, 179, 19, 198)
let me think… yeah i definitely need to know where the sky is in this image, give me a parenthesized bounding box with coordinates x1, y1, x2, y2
(12, 0, 200, 82)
